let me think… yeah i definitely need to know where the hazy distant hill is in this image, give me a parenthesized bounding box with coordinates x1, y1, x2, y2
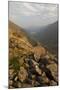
(26, 21, 58, 55)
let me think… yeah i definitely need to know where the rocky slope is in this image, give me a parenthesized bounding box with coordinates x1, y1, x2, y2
(9, 21, 33, 59)
(9, 21, 58, 89)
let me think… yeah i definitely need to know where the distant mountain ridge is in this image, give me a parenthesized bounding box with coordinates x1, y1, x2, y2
(26, 21, 58, 55)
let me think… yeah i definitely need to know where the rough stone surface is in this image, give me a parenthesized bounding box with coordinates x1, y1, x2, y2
(9, 80, 13, 86)
(47, 63, 58, 81)
(17, 82, 21, 88)
(18, 67, 28, 82)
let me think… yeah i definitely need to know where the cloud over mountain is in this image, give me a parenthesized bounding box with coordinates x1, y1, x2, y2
(9, 2, 58, 28)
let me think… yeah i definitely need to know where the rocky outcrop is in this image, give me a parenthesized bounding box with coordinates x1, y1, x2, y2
(33, 46, 46, 62)
(18, 67, 28, 82)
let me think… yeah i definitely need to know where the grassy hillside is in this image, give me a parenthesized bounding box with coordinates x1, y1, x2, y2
(9, 21, 58, 89)
(9, 21, 33, 60)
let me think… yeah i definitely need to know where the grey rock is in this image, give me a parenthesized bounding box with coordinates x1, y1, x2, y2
(17, 82, 21, 88)
(9, 80, 13, 86)
(9, 69, 15, 80)
(50, 80, 57, 86)
(47, 63, 58, 81)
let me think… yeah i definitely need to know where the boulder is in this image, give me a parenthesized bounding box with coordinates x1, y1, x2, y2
(9, 86, 14, 89)
(50, 80, 57, 86)
(17, 82, 21, 88)
(47, 63, 58, 81)
(9, 80, 13, 86)
(9, 69, 15, 80)
(33, 46, 46, 62)
(18, 67, 28, 82)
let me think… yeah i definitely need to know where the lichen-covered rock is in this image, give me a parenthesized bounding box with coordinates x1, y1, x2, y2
(18, 67, 28, 82)
(50, 80, 57, 86)
(22, 83, 32, 88)
(9, 69, 14, 75)
(9, 80, 13, 86)
(47, 63, 58, 81)
(9, 86, 14, 89)
(13, 81, 18, 88)
(9, 69, 15, 80)
(34, 81, 40, 87)
(17, 82, 21, 88)
(42, 75, 49, 84)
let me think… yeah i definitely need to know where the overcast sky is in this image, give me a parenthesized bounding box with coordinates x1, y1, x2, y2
(9, 2, 58, 28)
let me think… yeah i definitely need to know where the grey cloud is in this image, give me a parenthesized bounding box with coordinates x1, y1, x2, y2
(9, 2, 58, 28)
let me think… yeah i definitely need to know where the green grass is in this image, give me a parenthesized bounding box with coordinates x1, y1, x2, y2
(9, 57, 20, 71)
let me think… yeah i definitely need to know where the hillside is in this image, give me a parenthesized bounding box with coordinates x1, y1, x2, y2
(27, 21, 58, 55)
(9, 21, 33, 60)
(9, 21, 58, 89)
